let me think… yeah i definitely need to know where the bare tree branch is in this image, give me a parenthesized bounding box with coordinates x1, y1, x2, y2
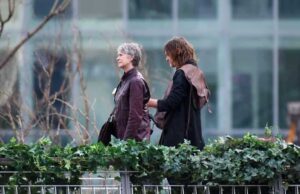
(0, 0, 71, 70)
(0, 0, 15, 37)
(72, 28, 90, 144)
(0, 2, 105, 145)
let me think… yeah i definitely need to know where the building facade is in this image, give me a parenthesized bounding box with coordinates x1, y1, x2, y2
(0, 0, 300, 142)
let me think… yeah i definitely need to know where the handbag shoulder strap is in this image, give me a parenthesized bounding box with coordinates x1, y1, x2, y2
(108, 108, 116, 121)
(185, 83, 193, 137)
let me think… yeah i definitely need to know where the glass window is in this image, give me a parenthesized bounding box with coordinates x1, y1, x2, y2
(33, 0, 72, 19)
(231, 0, 273, 19)
(0, 51, 19, 129)
(179, 0, 217, 19)
(279, 0, 300, 19)
(79, 0, 122, 19)
(279, 49, 300, 128)
(145, 49, 172, 98)
(197, 49, 217, 129)
(232, 49, 273, 128)
(129, 0, 172, 19)
(141, 48, 170, 143)
(33, 50, 70, 129)
(81, 49, 117, 129)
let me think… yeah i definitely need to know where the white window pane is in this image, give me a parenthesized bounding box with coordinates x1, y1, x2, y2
(232, 0, 273, 19)
(79, 0, 122, 19)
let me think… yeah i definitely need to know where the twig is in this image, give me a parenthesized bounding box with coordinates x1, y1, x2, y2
(0, 0, 71, 70)
(0, 0, 15, 37)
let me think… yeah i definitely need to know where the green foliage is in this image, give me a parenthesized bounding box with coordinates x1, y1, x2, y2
(163, 140, 201, 184)
(264, 124, 273, 138)
(0, 138, 38, 186)
(202, 133, 300, 184)
(0, 133, 299, 187)
(108, 138, 167, 185)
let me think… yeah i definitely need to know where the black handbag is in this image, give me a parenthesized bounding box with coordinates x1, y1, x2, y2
(98, 112, 117, 146)
(152, 81, 172, 130)
(152, 111, 166, 129)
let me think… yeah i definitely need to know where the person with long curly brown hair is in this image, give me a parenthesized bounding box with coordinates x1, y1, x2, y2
(147, 36, 210, 191)
(147, 37, 210, 150)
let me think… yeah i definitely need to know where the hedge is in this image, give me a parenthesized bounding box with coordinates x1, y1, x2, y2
(0, 132, 299, 187)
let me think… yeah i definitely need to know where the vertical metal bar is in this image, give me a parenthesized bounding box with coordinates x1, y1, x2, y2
(232, 186, 236, 194)
(172, 0, 178, 35)
(54, 185, 57, 194)
(131, 185, 134, 194)
(105, 184, 108, 194)
(93, 186, 96, 194)
(194, 185, 198, 194)
(272, 0, 279, 130)
(217, 0, 232, 132)
(19, 0, 33, 134)
(119, 185, 122, 194)
(253, 65, 259, 129)
(143, 185, 146, 194)
(120, 170, 131, 194)
(122, 0, 128, 34)
(297, 186, 299, 194)
(67, 186, 70, 194)
(207, 186, 211, 194)
(271, 185, 275, 194)
(220, 186, 223, 194)
(274, 176, 284, 194)
(284, 187, 287, 194)
(258, 186, 261, 194)
(15, 186, 18, 194)
(27, 185, 30, 194)
(70, 0, 80, 137)
(156, 185, 159, 194)
(78, 185, 81, 194)
(245, 186, 248, 194)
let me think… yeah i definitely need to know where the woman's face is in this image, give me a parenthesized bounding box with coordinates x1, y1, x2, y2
(165, 52, 175, 68)
(116, 52, 133, 70)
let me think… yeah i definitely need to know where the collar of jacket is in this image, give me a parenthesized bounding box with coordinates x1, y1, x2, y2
(184, 59, 197, 66)
(180, 63, 210, 107)
(121, 67, 138, 81)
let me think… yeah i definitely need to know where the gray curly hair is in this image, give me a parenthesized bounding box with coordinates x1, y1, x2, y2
(117, 42, 142, 67)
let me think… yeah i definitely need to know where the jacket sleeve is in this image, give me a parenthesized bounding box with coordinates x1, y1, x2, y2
(157, 69, 189, 112)
(123, 78, 144, 139)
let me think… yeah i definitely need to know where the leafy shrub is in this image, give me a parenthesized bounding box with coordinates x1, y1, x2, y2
(0, 133, 299, 187)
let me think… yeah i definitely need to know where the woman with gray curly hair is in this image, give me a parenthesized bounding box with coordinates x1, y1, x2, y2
(113, 42, 151, 141)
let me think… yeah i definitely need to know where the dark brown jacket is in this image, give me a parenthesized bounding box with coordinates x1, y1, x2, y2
(114, 68, 151, 141)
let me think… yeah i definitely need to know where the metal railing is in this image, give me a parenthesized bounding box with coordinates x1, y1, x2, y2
(1, 184, 299, 194)
(0, 171, 299, 194)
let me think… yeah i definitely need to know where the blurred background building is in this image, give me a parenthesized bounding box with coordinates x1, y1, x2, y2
(0, 0, 300, 143)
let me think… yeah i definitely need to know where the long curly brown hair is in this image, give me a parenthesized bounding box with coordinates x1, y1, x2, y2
(164, 37, 197, 68)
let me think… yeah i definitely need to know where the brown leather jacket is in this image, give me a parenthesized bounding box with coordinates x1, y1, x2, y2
(114, 68, 151, 141)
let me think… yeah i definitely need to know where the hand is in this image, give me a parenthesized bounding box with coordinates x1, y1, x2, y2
(147, 98, 158, 108)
